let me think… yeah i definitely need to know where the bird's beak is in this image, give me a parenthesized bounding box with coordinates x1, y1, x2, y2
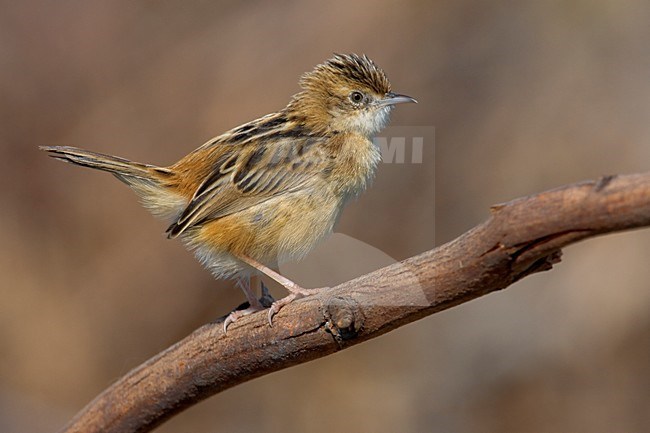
(376, 92, 418, 107)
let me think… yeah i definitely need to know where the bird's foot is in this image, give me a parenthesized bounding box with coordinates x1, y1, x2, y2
(223, 282, 275, 332)
(223, 304, 266, 332)
(267, 286, 329, 326)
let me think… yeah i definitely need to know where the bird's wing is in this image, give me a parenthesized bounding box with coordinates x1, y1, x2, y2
(166, 135, 330, 238)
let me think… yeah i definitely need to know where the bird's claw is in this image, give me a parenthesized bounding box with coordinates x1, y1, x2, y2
(267, 286, 328, 326)
(223, 305, 265, 332)
(223, 281, 274, 332)
(267, 293, 304, 326)
(225, 283, 328, 330)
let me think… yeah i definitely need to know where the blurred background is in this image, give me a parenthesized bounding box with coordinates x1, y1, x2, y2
(1, 1, 649, 432)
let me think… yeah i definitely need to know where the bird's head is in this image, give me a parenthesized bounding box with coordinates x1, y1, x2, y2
(289, 54, 416, 137)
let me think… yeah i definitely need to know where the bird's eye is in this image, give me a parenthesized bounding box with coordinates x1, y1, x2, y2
(349, 91, 364, 104)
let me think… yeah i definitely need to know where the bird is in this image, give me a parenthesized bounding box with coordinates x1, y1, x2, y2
(41, 53, 417, 330)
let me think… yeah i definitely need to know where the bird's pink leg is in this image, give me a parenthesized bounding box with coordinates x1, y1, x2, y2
(234, 254, 326, 326)
(223, 275, 266, 331)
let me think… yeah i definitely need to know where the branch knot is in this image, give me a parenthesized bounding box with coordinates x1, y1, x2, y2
(324, 296, 363, 343)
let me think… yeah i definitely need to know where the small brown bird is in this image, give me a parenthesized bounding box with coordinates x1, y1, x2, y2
(41, 53, 416, 330)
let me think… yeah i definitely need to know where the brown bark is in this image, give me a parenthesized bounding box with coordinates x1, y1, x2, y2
(62, 172, 650, 433)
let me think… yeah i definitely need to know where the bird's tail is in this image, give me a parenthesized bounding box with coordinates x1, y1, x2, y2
(40, 145, 165, 179)
(41, 145, 185, 219)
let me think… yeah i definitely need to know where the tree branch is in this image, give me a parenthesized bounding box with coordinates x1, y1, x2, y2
(62, 172, 650, 433)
